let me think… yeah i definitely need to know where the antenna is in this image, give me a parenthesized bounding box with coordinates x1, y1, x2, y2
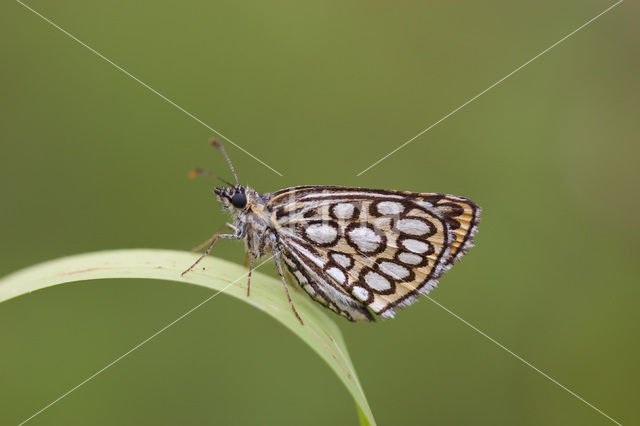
(210, 138, 239, 186)
(188, 168, 234, 187)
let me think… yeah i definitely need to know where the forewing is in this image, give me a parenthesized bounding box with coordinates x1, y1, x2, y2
(268, 186, 480, 319)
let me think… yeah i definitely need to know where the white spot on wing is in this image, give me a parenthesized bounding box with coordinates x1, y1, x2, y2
(376, 201, 403, 216)
(332, 203, 355, 219)
(352, 286, 369, 302)
(379, 261, 410, 279)
(327, 267, 346, 284)
(305, 223, 337, 244)
(331, 253, 352, 269)
(347, 227, 382, 253)
(365, 271, 391, 291)
(398, 252, 422, 265)
(396, 218, 430, 235)
(402, 239, 430, 254)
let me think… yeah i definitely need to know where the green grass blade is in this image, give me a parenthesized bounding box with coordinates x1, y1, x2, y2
(0, 249, 376, 425)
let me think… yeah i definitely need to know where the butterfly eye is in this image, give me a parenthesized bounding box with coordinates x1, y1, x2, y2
(230, 192, 247, 208)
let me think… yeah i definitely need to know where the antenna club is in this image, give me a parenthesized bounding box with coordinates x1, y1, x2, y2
(209, 138, 222, 148)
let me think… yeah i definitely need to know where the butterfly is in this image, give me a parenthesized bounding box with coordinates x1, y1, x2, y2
(183, 139, 481, 325)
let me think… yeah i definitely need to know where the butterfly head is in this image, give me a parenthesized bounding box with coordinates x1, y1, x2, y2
(201, 139, 266, 215)
(214, 185, 248, 211)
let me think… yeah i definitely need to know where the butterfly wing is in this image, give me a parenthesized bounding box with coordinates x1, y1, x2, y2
(280, 250, 375, 321)
(267, 186, 480, 320)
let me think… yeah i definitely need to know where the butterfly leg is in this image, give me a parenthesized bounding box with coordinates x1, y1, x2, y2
(285, 269, 300, 293)
(182, 231, 239, 276)
(190, 223, 235, 253)
(246, 255, 255, 297)
(273, 252, 304, 325)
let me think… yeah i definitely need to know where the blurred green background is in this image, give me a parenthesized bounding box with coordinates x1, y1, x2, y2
(1, 0, 638, 424)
